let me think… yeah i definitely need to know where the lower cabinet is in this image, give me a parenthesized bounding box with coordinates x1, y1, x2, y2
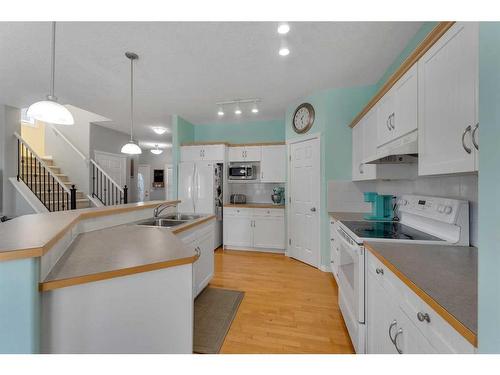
(224, 207, 285, 251)
(178, 221, 215, 298)
(366, 251, 475, 354)
(329, 219, 340, 282)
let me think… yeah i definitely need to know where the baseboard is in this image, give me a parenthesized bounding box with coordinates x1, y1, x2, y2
(223, 245, 285, 254)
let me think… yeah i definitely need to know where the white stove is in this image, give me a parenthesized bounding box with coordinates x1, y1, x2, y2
(332, 195, 469, 354)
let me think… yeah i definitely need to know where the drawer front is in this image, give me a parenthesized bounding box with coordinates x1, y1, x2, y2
(366, 250, 403, 298)
(252, 208, 284, 217)
(224, 207, 253, 216)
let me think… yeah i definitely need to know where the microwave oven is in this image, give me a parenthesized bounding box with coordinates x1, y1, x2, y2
(228, 163, 257, 180)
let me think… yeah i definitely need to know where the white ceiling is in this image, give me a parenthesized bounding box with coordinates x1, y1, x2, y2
(0, 21, 423, 144)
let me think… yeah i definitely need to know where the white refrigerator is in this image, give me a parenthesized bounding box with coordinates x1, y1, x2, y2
(178, 161, 223, 247)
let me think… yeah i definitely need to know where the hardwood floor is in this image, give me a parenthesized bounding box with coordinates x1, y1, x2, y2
(209, 248, 354, 354)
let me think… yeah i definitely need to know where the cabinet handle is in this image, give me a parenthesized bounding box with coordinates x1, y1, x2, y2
(261, 171, 264, 179)
(386, 116, 391, 131)
(462, 125, 472, 154)
(417, 312, 431, 323)
(390, 113, 395, 130)
(375, 268, 384, 275)
(195, 246, 201, 257)
(394, 328, 403, 354)
(472, 123, 479, 151)
(359, 163, 364, 174)
(388, 320, 397, 344)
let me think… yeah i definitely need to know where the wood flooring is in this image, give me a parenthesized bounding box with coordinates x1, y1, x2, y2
(209, 248, 354, 354)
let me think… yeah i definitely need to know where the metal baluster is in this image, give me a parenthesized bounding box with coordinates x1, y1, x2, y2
(52, 176, 55, 212)
(29, 150, 32, 190)
(17, 139, 20, 181)
(57, 182, 60, 211)
(92, 164, 95, 197)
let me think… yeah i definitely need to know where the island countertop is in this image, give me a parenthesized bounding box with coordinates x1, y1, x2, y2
(0, 200, 180, 262)
(40, 215, 215, 291)
(364, 241, 477, 346)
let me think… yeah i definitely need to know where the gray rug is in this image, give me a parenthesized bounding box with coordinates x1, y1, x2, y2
(194, 287, 244, 354)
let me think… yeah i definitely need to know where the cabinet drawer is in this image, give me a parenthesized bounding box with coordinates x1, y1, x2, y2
(366, 250, 403, 298)
(252, 208, 284, 217)
(224, 207, 253, 216)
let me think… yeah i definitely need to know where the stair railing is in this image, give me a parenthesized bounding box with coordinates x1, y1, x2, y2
(90, 159, 128, 206)
(14, 132, 77, 211)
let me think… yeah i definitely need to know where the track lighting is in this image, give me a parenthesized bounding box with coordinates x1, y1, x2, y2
(217, 106, 224, 116)
(251, 102, 259, 114)
(234, 103, 242, 115)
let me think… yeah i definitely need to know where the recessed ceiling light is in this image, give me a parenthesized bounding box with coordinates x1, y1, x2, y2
(152, 127, 167, 135)
(279, 47, 290, 56)
(277, 23, 290, 35)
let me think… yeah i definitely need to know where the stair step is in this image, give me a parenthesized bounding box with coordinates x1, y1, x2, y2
(29, 190, 86, 199)
(21, 173, 69, 182)
(21, 157, 54, 166)
(45, 199, 90, 210)
(28, 165, 61, 174)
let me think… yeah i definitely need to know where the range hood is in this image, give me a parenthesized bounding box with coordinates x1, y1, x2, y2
(363, 131, 418, 164)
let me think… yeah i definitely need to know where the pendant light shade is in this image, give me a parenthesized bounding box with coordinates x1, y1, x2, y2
(28, 22, 74, 125)
(121, 51, 142, 155)
(150, 144, 163, 155)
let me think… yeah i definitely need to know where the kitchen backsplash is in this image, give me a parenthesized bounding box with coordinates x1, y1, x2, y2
(328, 174, 478, 246)
(229, 183, 285, 204)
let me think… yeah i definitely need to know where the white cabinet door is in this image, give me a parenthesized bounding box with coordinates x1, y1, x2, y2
(244, 146, 261, 162)
(224, 215, 253, 247)
(377, 88, 396, 147)
(395, 309, 437, 354)
(194, 229, 215, 296)
(352, 120, 364, 181)
(366, 270, 399, 354)
(180, 146, 201, 162)
(418, 22, 478, 176)
(228, 147, 246, 162)
(393, 64, 418, 139)
(253, 216, 285, 249)
(201, 145, 225, 161)
(352, 117, 376, 181)
(260, 145, 286, 182)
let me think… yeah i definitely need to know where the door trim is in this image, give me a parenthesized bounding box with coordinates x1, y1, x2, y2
(286, 133, 322, 269)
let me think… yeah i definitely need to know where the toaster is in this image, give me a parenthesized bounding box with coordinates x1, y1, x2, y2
(230, 194, 247, 204)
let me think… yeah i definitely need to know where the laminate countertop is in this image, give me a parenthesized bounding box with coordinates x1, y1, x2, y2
(364, 241, 477, 346)
(0, 200, 180, 262)
(224, 203, 285, 209)
(40, 215, 215, 291)
(329, 212, 369, 222)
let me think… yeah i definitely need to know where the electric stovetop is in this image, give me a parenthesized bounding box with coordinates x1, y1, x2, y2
(340, 220, 444, 242)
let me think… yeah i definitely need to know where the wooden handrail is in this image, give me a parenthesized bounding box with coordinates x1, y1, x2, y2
(49, 124, 88, 163)
(349, 21, 456, 128)
(14, 132, 71, 194)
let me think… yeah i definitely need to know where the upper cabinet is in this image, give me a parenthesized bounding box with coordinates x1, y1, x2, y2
(180, 144, 226, 162)
(228, 146, 261, 162)
(418, 22, 479, 176)
(353, 111, 377, 181)
(260, 145, 286, 183)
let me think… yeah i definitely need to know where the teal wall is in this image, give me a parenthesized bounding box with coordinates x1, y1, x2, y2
(171, 115, 195, 199)
(194, 119, 285, 143)
(0, 258, 39, 353)
(478, 22, 500, 353)
(285, 85, 377, 266)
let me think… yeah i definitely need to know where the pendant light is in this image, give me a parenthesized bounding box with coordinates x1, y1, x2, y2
(27, 22, 74, 125)
(150, 144, 163, 155)
(121, 52, 142, 155)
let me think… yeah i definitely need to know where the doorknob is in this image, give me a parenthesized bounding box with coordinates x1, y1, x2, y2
(310, 207, 316, 212)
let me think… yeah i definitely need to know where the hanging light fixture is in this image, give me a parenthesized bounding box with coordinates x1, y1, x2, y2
(27, 22, 74, 125)
(150, 144, 163, 155)
(121, 52, 142, 155)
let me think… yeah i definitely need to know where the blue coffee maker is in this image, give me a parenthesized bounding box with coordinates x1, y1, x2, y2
(363, 192, 394, 221)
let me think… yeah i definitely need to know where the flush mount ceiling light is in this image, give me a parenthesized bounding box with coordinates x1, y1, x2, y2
(277, 23, 290, 35)
(121, 52, 142, 155)
(27, 22, 74, 125)
(150, 144, 163, 155)
(152, 126, 167, 135)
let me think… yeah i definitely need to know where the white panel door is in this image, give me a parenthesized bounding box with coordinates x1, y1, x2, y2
(228, 147, 246, 162)
(260, 145, 286, 182)
(418, 22, 478, 176)
(244, 146, 262, 162)
(289, 137, 320, 268)
(253, 216, 285, 249)
(194, 162, 214, 214)
(393, 63, 418, 139)
(224, 215, 253, 247)
(137, 164, 151, 202)
(94, 150, 127, 188)
(177, 162, 195, 212)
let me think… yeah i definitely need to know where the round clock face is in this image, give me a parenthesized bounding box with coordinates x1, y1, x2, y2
(292, 103, 315, 134)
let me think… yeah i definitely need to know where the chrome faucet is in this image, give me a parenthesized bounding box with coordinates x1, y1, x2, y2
(153, 202, 177, 219)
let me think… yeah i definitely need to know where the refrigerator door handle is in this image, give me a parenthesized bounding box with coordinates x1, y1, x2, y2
(193, 164, 197, 213)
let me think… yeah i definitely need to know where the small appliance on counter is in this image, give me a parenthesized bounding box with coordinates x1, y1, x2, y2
(230, 194, 247, 204)
(363, 192, 393, 221)
(271, 186, 285, 205)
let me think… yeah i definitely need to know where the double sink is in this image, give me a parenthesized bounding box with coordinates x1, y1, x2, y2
(136, 213, 204, 228)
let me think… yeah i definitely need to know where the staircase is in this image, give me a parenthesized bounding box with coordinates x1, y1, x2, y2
(15, 133, 89, 212)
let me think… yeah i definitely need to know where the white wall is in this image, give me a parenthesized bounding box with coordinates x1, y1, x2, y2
(44, 105, 109, 196)
(328, 173, 478, 246)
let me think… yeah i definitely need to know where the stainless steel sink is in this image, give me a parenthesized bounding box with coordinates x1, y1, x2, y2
(136, 218, 187, 228)
(161, 213, 204, 221)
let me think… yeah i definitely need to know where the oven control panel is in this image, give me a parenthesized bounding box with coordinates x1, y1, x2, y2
(397, 195, 467, 224)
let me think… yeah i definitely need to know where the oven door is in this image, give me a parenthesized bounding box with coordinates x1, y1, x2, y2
(336, 226, 365, 325)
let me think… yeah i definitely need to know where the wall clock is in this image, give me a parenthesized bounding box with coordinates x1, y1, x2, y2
(292, 103, 315, 134)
